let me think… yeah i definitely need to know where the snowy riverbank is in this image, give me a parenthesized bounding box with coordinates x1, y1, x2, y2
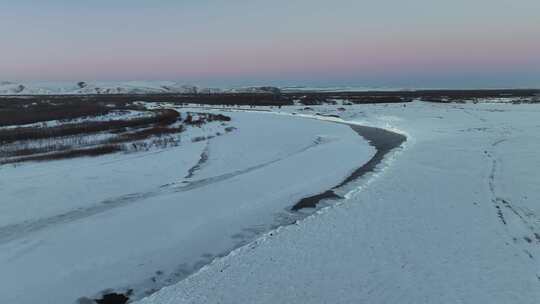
(0, 110, 375, 303)
(138, 101, 540, 304)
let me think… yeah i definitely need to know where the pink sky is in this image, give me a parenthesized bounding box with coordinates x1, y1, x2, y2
(1, 0, 539, 87)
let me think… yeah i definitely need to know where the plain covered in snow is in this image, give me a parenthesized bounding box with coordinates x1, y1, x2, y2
(0, 110, 374, 304)
(138, 101, 540, 304)
(2, 99, 539, 304)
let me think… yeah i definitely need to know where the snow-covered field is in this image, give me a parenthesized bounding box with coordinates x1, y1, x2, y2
(0, 110, 374, 303)
(1, 100, 539, 304)
(138, 101, 540, 304)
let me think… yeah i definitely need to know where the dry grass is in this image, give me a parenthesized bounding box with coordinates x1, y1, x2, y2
(0, 104, 111, 127)
(1, 145, 123, 164)
(109, 126, 185, 143)
(0, 109, 179, 143)
(0, 102, 236, 164)
(0, 109, 184, 163)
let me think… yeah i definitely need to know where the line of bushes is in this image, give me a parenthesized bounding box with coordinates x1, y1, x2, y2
(0, 93, 294, 108)
(184, 112, 231, 126)
(0, 109, 180, 143)
(1, 145, 123, 165)
(110, 126, 185, 143)
(0, 104, 111, 127)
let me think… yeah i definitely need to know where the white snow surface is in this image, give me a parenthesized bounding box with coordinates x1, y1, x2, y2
(138, 102, 540, 304)
(0, 110, 374, 303)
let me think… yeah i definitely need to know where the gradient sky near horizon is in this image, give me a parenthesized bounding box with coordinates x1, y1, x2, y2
(1, 0, 539, 87)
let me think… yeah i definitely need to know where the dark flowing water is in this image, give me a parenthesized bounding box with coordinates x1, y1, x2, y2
(292, 124, 406, 211)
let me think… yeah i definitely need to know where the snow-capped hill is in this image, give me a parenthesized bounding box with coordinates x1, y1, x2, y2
(0, 81, 203, 95)
(0, 82, 283, 95)
(0, 82, 28, 94)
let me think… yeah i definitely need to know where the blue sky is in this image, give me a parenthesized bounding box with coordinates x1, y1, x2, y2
(1, 0, 539, 87)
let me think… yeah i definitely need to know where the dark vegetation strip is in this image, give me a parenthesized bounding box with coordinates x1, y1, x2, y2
(0, 104, 111, 127)
(1, 126, 185, 162)
(0, 93, 293, 108)
(292, 125, 406, 211)
(1, 111, 232, 164)
(108, 126, 185, 143)
(1, 90, 537, 119)
(1, 145, 123, 164)
(0, 109, 179, 143)
(290, 90, 540, 104)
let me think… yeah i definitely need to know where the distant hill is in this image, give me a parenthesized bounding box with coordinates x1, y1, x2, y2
(0, 81, 282, 95)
